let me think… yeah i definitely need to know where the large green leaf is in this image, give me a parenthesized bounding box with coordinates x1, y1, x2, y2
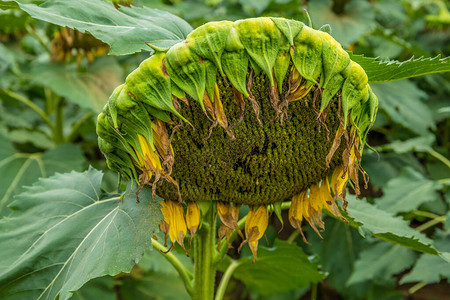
(376, 167, 443, 214)
(362, 152, 425, 187)
(232, 239, 324, 295)
(370, 80, 434, 136)
(346, 241, 417, 286)
(345, 196, 438, 255)
(307, 218, 364, 298)
(0, 139, 86, 216)
(13, 0, 193, 55)
(29, 57, 122, 112)
(70, 276, 115, 300)
(0, 168, 161, 300)
(120, 241, 191, 300)
(349, 53, 450, 83)
(378, 135, 435, 154)
(121, 270, 190, 300)
(400, 230, 450, 284)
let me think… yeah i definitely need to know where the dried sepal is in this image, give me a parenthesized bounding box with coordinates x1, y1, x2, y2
(217, 202, 243, 249)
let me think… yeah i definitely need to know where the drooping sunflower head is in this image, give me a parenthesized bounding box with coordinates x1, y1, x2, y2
(96, 17, 378, 259)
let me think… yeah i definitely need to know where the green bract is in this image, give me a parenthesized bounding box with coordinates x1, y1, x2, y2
(96, 17, 378, 204)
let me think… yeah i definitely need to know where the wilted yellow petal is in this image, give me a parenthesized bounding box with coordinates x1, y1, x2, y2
(308, 184, 323, 212)
(288, 191, 309, 244)
(137, 134, 162, 172)
(217, 202, 242, 237)
(240, 205, 268, 262)
(288, 68, 313, 102)
(331, 165, 348, 198)
(186, 201, 200, 248)
(186, 201, 200, 233)
(160, 200, 188, 254)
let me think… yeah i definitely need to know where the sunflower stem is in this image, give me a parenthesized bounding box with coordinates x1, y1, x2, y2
(193, 201, 217, 300)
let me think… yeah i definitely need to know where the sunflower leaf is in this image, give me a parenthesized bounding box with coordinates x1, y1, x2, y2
(346, 241, 417, 286)
(232, 239, 324, 295)
(28, 57, 122, 113)
(0, 168, 161, 300)
(12, 0, 193, 55)
(348, 53, 450, 83)
(70, 276, 115, 300)
(345, 196, 438, 255)
(376, 167, 443, 214)
(0, 139, 86, 216)
(370, 80, 434, 136)
(121, 270, 190, 300)
(400, 230, 450, 284)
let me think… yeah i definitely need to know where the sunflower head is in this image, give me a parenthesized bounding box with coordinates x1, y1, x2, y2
(96, 17, 378, 259)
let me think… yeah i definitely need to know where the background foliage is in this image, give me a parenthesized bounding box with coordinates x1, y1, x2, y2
(0, 0, 449, 299)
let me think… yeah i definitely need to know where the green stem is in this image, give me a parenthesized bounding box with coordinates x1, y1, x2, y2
(193, 201, 217, 300)
(408, 281, 427, 294)
(415, 216, 445, 232)
(25, 24, 51, 53)
(427, 148, 450, 169)
(3, 89, 53, 129)
(214, 260, 240, 300)
(151, 238, 193, 296)
(411, 210, 441, 219)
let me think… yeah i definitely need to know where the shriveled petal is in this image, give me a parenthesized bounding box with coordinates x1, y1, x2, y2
(217, 224, 234, 250)
(331, 165, 348, 199)
(137, 134, 162, 173)
(186, 201, 200, 247)
(305, 185, 324, 238)
(288, 191, 309, 244)
(217, 202, 243, 238)
(240, 205, 269, 262)
(320, 177, 346, 221)
(325, 121, 345, 168)
(160, 200, 188, 254)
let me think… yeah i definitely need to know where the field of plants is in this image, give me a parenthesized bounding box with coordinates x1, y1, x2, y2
(0, 0, 449, 299)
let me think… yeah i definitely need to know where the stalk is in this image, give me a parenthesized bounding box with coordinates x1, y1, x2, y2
(193, 201, 217, 300)
(151, 238, 193, 296)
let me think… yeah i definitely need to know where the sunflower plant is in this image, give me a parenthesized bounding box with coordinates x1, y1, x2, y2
(0, 0, 449, 300)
